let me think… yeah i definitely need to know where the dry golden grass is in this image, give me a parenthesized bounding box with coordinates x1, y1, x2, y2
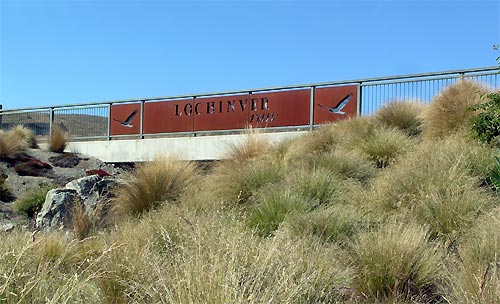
(452, 208, 500, 303)
(48, 125, 67, 153)
(374, 100, 425, 136)
(349, 221, 446, 302)
(113, 156, 198, 218)
(225, 129, 269, 162)
(71, 201, 91, 240)
(423, 80, 490, 139)
(0, 129, 28, 158)
(10, 125, 38, 148)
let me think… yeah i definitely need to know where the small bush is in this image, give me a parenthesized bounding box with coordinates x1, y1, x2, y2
(423, 80, 489, 139)
(12, 186, 52, 217)
(10, 125, 38, 148)
(452, 209, 500, 303)
(113, 156, 197, 218)
(374, 100, 425, 136)
(49, 125, 67, 153)
(247, 190, 309, 237)
(470, 91, 500, 145)
(349, 222, 446, 302)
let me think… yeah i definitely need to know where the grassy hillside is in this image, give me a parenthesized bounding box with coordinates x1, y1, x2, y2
(1, 80, 500, 303)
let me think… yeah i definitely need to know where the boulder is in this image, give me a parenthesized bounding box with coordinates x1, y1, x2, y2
(36, 189, 78, 229)
(35, 175, 118, 230)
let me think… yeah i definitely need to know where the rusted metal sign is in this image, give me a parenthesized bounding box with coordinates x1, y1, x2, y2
(110, 85, 358, 136)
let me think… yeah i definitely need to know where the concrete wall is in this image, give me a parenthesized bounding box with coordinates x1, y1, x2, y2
(62, 131, 307, 162)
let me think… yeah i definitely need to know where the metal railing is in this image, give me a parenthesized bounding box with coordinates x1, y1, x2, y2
(1, 66, 498, 141)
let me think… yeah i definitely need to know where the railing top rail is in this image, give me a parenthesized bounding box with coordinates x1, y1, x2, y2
(1, 66, 498, 113)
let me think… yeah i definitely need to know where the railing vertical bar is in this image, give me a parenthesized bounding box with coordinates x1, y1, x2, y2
(309, 86, 315, 130)
(140, 100, 145, 139)
(357, 83, 362, 116)
(107, 104, 111, 141)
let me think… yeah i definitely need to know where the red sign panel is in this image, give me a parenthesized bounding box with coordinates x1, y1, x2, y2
(143, 99, 193, 133)
(193, 94, 251, 131)
(249, 89, 310, 128)
(110, 103, 141, 136)
(109, 85, 359, 136)
(314, 85, 358, 124)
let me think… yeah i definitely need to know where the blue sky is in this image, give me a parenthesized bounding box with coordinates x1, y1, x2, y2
(1, 0, 499, 109)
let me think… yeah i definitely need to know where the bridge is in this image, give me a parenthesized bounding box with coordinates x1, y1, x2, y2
(1, 67, 498, 162)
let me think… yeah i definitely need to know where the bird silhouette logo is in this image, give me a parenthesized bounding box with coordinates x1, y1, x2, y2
(318, 94, 352, 115)
(114, 110, 137, 128)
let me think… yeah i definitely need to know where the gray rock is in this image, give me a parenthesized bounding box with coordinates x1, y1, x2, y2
(66, 175, 118, 210)
(36, 189, 78, 229)
(0, 222, 14, 232)
(35, 175, 118, 230)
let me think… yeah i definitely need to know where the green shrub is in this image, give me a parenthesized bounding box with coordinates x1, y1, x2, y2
(349, 222, 446, 302)
(374, 100, 425, 137)
(12, 186, 52, 217)
(470, 91, 500, 145)
(423, 80, 489, 139)
(247, 190, 309, 237)
(113, 156, 197, 218)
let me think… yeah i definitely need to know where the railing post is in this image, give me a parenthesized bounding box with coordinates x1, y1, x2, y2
(309, 86, 315, 131)
(107, 103, 112, 141)
(140, 100, 145, 139)
(49, 107, 54, 137)
(0, 105, 2, 128)
(357, 82, 362, 116)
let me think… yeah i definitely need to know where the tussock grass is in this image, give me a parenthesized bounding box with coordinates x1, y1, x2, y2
(225, 130, 269, 162)
(452, 208, 500, 303)
(212, 158, 285, 205)
(48, 125, 67, 153)
(11, 125, 38, 148)
(349, 222, 447, 302)
(356, 126, 414, 168)
(247, 190, 309, 237)
(311, 149, 377, 183)
(374, 100, 425, 136)
(423, 80, 489, 139)
(285, 204, 360, 243)
(286, 166, 346, 206)
(0, 129, 27, 158)
(113, 156, 197, 218)
(101, 211, 351, 303)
